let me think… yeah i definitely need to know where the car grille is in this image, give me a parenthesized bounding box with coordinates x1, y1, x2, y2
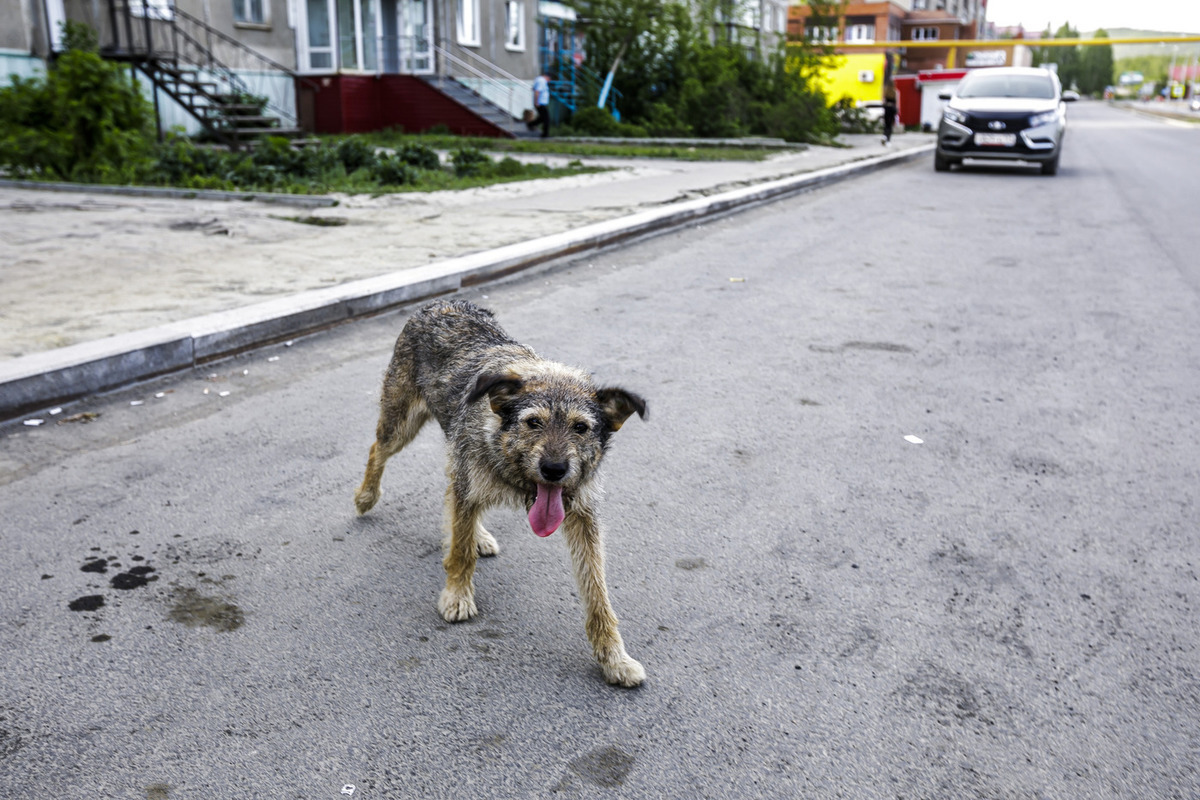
(958, 111, 1033, 133)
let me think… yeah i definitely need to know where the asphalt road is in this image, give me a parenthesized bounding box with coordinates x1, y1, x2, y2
(2, 101, 1198, 798)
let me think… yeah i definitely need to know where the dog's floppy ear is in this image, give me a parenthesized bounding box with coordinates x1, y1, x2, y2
(468, 372, 523, 414)
(597, 387, 647, 432)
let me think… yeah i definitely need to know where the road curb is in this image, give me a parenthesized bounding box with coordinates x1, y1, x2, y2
(0, 143, 934, 421)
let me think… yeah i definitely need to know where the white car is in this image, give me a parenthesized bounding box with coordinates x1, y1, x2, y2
(935, 67, 1078, 176)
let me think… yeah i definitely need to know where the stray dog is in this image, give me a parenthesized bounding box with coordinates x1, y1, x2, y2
(354, 299, 648, 687)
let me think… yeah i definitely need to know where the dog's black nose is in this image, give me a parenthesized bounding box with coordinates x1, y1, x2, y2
(539, 461, 568, 482)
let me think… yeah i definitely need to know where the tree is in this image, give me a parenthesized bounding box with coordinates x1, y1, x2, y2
(1052, 22, 1081, 90)
(1078, 28, 1115, 96)
(1029, 24, 1054, 68)
(0, 22, 154, 181)
(569, 0, 839, 141)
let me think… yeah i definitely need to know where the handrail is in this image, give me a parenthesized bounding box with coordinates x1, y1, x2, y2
(433, 44, 519, 119)
(103, 0, 308, 130)
(172, 6, 316, 88)
(451, 45, 527, 86)
(166, 21, 297, 124)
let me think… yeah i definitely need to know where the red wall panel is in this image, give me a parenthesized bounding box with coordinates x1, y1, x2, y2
(295, 75, 511, 138)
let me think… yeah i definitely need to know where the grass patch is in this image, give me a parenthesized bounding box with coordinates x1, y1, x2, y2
(3, 132, 607, 196)
(345, 131, 785, 162)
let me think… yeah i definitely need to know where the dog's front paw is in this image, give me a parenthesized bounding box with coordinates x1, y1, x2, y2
(438, 589, 477, 622)
(354, 487, 379, 516)
(602, 655, 646, 688)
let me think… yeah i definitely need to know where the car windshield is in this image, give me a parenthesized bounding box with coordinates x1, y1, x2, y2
(957, 74, 1056, 99)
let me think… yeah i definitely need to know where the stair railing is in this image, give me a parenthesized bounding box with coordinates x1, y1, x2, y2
(545, 52, 621, 115)
(103, 0, 313, 130)
(433, 44, 524, 120)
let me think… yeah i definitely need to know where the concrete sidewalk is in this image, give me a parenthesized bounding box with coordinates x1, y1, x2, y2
(0, 133, 934, 419)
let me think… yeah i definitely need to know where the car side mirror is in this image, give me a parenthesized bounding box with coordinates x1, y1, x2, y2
(938, 90, 952, 100)
(1062, 90, 1080, 102)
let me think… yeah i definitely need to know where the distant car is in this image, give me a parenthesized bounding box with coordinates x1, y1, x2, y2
(935, 67, 1078, 176)
(1191, 97, 1200, 112)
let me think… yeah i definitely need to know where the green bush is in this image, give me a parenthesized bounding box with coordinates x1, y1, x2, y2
(153, 132, 233, 187)
(569, 106, 623, 136)
(451, 146, 491, 177)
(832, 97, 877, 134)
(493, 156, 525, 177)
(394, 142, 440, 170)
(371, 153, 417, 185)
(641, 102, 692, 137)
(0, 21, 155, 182)
(334, 138, 377, 172)
(564, 106, 649, 138)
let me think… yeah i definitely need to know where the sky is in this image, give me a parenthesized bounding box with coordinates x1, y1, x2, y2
(985, 0, 1200, 34)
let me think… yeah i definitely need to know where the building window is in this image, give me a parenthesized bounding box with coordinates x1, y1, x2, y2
(504, 0, 524, 50)
(846, 24, 874, 43)
(912, 26, 939, 40)
(737, 0, 758, 30)
(234, 0, 268, 25)
(306, 0, 333, 68)
(457, 0, 479, 45)
(807, 25, 838, 44)
(129, 0, 173, 19)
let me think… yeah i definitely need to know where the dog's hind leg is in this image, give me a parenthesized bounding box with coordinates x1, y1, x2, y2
(438, 482, 481, 622)
(562, 508, 645, 688)
(354, 382, 430, 516)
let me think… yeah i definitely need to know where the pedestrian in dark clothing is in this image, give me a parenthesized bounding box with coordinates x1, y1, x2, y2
(881, 93, 898, 146)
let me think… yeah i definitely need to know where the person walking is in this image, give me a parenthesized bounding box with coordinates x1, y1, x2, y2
(531, 72, 551, 138)
(881, 91, 898, 146)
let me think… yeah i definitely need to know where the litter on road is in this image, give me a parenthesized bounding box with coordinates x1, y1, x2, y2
(58, 412, 99, 424)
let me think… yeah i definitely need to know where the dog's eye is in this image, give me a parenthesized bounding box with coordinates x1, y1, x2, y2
(525, 417, 543, 430)
(572, 422, 589, 435)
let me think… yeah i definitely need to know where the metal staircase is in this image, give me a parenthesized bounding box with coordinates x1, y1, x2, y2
(430, 45, 541, 139)
(421, 78, 538, 139)
(100, 0, 310, 148)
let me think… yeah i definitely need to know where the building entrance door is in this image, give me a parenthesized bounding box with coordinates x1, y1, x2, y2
(399, 0, 433, 73)
(337, 0, 380, 70)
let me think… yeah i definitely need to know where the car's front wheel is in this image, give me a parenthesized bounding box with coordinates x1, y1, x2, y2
(1041, 152, 1060, 176)
(934, 151, 953, 172)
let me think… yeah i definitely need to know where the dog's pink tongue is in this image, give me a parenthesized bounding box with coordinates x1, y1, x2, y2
(529, 484, 565, 537)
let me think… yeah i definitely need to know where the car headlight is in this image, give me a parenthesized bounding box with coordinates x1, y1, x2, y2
(1028, 110, 1059, 127)
(942, 107, 968, 124)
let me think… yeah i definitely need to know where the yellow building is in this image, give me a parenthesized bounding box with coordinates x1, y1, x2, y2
(816, 52, 889, 106)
